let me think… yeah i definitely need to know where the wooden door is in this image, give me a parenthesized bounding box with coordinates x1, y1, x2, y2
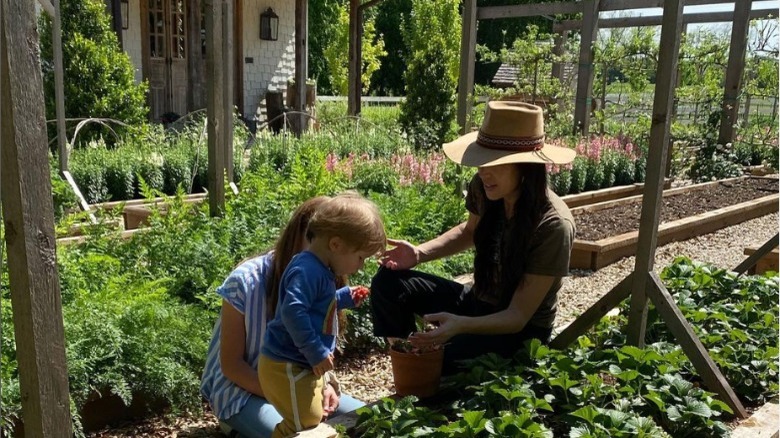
(146, 0, 189, 120)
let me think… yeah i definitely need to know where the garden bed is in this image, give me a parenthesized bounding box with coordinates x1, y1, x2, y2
(122, 195, 207, 229)
(743, 245, 779, 275)
(570, 176, 778, 270)
(560, 180, 671, 208)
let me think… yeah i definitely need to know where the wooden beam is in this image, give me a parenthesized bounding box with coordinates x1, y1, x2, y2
(719, 0, 753, 145)
(600, 0, 737, 12)
(52, 0, 68, 173)
(293, 0, 308, 134)
(550, 273, 633, 350)
(347, 0, 360, 116)
(205, 0, 226, 216)
(0, 0, 73, 434)
(477, 1, 582, 20)
(36, 0, 55, 17)
(457, 0, 477, 134)
(733, 232, 780, 275)
(573, 0, 600, 135)
(646, 273, 748, 418)
(554, 9, 778, 31)
(626, 0, 684, 347)
(222, 0, 234, 182)
(187, 0, 205, 111)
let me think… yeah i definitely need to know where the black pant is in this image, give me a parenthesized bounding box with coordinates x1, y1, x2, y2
(371, 267, 552, 375)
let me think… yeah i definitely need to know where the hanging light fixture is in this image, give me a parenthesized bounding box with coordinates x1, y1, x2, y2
(260, 7, 278, 41)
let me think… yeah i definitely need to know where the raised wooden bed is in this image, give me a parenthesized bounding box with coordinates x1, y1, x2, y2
(570, 177, 779, 271)
(122, 196, 207, 230)
(560, 180, 672, 209)
(743, 246, 779, 275)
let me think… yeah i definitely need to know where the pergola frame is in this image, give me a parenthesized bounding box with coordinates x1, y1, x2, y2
(456, 0, 772, 419)
(457, 0, 777, 137)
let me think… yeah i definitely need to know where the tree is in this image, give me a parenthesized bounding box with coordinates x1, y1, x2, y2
(370, 0, 413, 96)
(323, 3, 386, 95)
(309, 0, 343, 95)
(399, 0, 460, 150)
(39, 0, 148, 146)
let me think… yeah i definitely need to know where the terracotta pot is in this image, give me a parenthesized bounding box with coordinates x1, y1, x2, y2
(389, 347, 444, 398)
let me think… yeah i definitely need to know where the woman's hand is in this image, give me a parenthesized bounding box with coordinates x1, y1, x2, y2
(321, 383, 339, 420)
(313, 354, 334, 377)
(408, 312, 462, 347)
(379, 238, 419, 270)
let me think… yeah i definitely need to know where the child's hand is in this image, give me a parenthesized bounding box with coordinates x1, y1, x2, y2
(351, 286, 371, 307)
(313, 354, 334, 377)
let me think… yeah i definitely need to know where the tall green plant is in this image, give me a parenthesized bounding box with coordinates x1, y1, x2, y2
(323, 3, 386, 95)
(39, 0, 149, 146)
(399, 0, 460, 150)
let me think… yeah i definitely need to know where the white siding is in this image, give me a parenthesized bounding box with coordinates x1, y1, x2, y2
(242, 0, 296, 119)
(122, 0, 144, 84)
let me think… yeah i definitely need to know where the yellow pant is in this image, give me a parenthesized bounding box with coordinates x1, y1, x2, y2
(258, 356, 324, 438)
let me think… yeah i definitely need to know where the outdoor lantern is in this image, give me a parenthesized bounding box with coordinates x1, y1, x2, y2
(260, 7, 278, 41)
(120, 0, 129, 30)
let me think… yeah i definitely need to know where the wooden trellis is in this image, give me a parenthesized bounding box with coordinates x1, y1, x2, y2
(547, 0, 751, 419)
(457, 0, 777, 137)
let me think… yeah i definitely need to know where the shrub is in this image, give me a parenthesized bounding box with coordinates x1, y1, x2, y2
(687, 137, 743, 182)
(550, 168, 572, 196)
(351, 161, 398, 195)
(398, 0, 460, 150)
(70, 144, 109, 203)
(162, 148, 193, 195)
(570, 157, 588, 194)
(39, 0, 148, 146)
(105, 150, 135, 201)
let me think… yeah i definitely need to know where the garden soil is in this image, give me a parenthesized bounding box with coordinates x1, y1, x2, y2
(575, 178, 778, 241)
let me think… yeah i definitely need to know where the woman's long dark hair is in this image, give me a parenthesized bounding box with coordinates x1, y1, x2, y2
(472, 163, 549, 307)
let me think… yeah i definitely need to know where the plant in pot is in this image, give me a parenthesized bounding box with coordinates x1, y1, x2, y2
(388, 315, 445, 398)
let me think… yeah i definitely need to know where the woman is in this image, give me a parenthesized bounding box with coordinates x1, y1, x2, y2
(371, 102, 576, 374)
(201, 197, 364, 438)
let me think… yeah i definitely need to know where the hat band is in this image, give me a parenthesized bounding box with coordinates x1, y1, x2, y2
(476, 131, 545, 152)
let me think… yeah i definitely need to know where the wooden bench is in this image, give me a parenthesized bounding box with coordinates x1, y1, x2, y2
(743, 246, 779, 275)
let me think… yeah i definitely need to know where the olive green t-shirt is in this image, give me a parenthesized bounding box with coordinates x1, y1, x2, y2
(465, 174, 576, 329)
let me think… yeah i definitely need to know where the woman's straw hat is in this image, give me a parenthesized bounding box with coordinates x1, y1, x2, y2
(443, 101, 575, 167)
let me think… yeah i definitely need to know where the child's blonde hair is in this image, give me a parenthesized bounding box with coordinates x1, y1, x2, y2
(307, 192, 386, 256)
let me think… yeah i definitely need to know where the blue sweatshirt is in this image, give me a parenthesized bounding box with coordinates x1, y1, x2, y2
(261, 251, 355, 368)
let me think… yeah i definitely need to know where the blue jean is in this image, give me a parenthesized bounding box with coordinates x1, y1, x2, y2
(222, 393, 365, 438)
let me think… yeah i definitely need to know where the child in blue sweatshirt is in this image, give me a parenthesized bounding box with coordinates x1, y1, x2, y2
(258, 193, 386, 438)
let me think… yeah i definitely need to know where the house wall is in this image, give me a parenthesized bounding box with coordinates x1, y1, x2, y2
(122, 0, 144, 84)
(241, 0, 296, 119)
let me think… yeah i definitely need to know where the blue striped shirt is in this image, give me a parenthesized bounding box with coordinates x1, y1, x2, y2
(201, 254, 272, 420)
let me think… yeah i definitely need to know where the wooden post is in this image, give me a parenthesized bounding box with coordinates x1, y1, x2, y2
(187, 0, 205, 111)
(573, 0, 600, 135)
(718, 0, 752, 145)
(205, 0, 226, 216)
(51, 0, 68, 172)
(347, 0, 359, 116)
(0, 0, 73, 435)
(551, 29, 567, 82)
(222, 0, 234, 182)
(626, 0, 683, 347)
(456, 0, 477, 134)
(294, 0, 308, 134)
